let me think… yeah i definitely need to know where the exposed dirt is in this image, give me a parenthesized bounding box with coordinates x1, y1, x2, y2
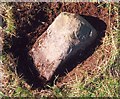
(7, 2, 116, 89)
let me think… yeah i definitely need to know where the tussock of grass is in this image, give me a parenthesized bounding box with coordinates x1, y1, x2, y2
(0, 53, 32, 97)
(0, 2, 119, 98)
(0, 3, 16, 36)
(0, 3, 32, 97)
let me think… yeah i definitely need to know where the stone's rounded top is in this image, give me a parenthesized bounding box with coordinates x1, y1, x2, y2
(59, 12, 75, 17)
(57, 12, 97, 32)
(55, 12, 78, 22)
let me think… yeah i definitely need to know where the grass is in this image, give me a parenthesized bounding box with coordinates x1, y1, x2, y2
(0, 3, 16, 36)
(0, 53, 33, 97)
(0, 2, 119, 98)
(0, 3, 33, 97)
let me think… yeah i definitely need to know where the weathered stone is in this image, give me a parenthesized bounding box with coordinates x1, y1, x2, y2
(29, 12, 97, 81)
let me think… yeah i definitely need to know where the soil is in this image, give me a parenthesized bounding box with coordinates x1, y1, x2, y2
(7, 2, 116, 89)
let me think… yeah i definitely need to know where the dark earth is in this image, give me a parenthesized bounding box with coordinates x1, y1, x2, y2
(5, 2, 116, 89)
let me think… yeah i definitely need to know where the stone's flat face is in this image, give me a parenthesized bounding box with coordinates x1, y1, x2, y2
(29, 12, 97, 81)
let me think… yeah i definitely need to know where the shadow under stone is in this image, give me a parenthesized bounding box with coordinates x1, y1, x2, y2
(10, 14, 107, 89)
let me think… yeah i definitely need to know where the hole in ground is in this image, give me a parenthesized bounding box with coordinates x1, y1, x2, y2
(10, 10, 106, 89)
